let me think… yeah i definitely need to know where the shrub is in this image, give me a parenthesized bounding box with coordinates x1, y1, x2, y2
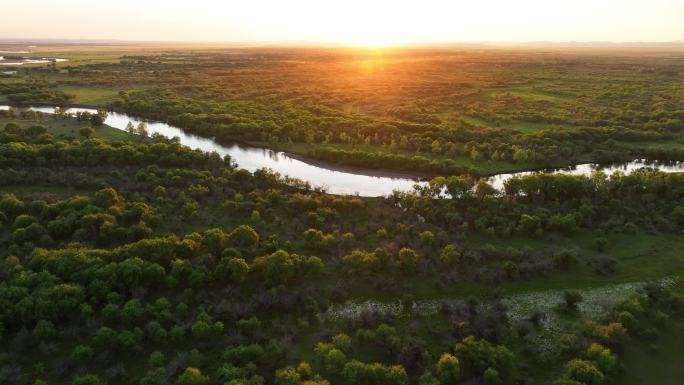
(436, 353, 460, 384)
(562, 359, 604, 385)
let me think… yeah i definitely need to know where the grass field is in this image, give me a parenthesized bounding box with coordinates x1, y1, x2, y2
(618, 318, 684, 385)
(486, 87, 571, 103)
(57, 86, 124, 105)
(0, 116, 128, 141)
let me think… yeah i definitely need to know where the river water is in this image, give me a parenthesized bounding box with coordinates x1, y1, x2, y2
(2, 105, 684, 196)
(0, 57, 68, 66)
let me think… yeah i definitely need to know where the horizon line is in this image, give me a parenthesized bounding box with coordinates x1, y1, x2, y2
(1, 37, 684, 48)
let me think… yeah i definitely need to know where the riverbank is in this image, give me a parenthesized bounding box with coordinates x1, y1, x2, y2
(0, 103, 648, 178)
(5, 102, 684, 197)
(279, 151, 432, 180)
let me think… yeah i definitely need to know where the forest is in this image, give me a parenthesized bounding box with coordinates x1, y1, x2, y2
(2, 48, 684, 176)
(0, 45, 683, 385)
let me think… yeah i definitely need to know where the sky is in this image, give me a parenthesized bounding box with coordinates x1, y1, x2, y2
(2, 0, 683, 46)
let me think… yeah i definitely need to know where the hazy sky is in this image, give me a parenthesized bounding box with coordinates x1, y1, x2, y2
(3, 0, 683, 45)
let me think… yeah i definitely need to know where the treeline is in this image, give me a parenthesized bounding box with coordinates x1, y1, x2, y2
(400, 170, 684, 240)
(0, 129, 228, 169)
(0, 82, 74, 105)
(309, 147, 475, 176)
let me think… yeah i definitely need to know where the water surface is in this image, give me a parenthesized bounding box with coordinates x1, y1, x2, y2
(0, 57, 68, 66)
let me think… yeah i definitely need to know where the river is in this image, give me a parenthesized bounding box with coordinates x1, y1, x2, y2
(0, 57, 68, 66)
(2, 104, 684, 196)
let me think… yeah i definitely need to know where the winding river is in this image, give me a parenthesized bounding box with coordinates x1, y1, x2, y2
(2, 104, 684, 196)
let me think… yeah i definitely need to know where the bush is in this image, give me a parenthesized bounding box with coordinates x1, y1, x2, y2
(585, 343, 616, 373)
(398, 248, 419, 272)
(227, 225, 259, 249)
(483, 367, 501, 385)
(593, 237, 609, 252)
(191, 320, 212, 338)
(176, 367, 208, 385)
(33, 320, 57, 340)
(149, 351, 165, 367)
(419, 230, 435, 245)
(71, 345, 95, 364)
(562, 359, 604, 385)
(440, 244, 461, 265)
(563, 291, 583, 312)
(436, 353, 460, 384)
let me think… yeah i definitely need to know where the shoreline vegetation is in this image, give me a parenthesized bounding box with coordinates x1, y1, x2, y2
(3, 102, 683, 183)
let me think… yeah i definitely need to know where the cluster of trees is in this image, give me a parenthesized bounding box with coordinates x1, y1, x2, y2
(73, 110, 108, 126)
(0, 81, 74, 105)
(0, 123, 229, 169)
(1, 188, 159, 253)
(310, 147, 474, 176)
(552, 282, 683, 385)
(308, 324, 516, 385)
(400, 170, 684, 240)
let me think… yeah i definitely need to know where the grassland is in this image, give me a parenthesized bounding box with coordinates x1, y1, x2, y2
(56, 86, 124, 105)
(0, 115, 127, 140)
(618, 318, 684, 385)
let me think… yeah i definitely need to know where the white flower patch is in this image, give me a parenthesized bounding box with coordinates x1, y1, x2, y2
(503, 276, 679, 358)
(321, 277, 679, 359)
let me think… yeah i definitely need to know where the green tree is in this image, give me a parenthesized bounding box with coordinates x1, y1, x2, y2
(455, 336, 515, 378)
(177, 367, 208, 385)
(227, 225, 260, 249)
(440, 244, 461, 265)
(71, 345, 95, 364)
(418, 371, 440, 385)
(417, 231, 433, 246)
(33, 320, 57, 340)
(201, 228, 225, 255)
(585, 343, 616, 373)
(398, 248, 419, 272)
(136, 122, 149, 137)
(216, 257, 250, 282)
(562, 359, 604, 385)
(436, 353, 460, 384)
(191, 320, 212, 338)
(149, 351, 165, 367)
(517, 214, 542, 236)
(26, 125, 47, 137)
(484, 367, 501, 385)
(274, 367, 300, 385)
(79, 127, 95, 138)
(332, 333, 352, 351)
(252, 249, 301, 285)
